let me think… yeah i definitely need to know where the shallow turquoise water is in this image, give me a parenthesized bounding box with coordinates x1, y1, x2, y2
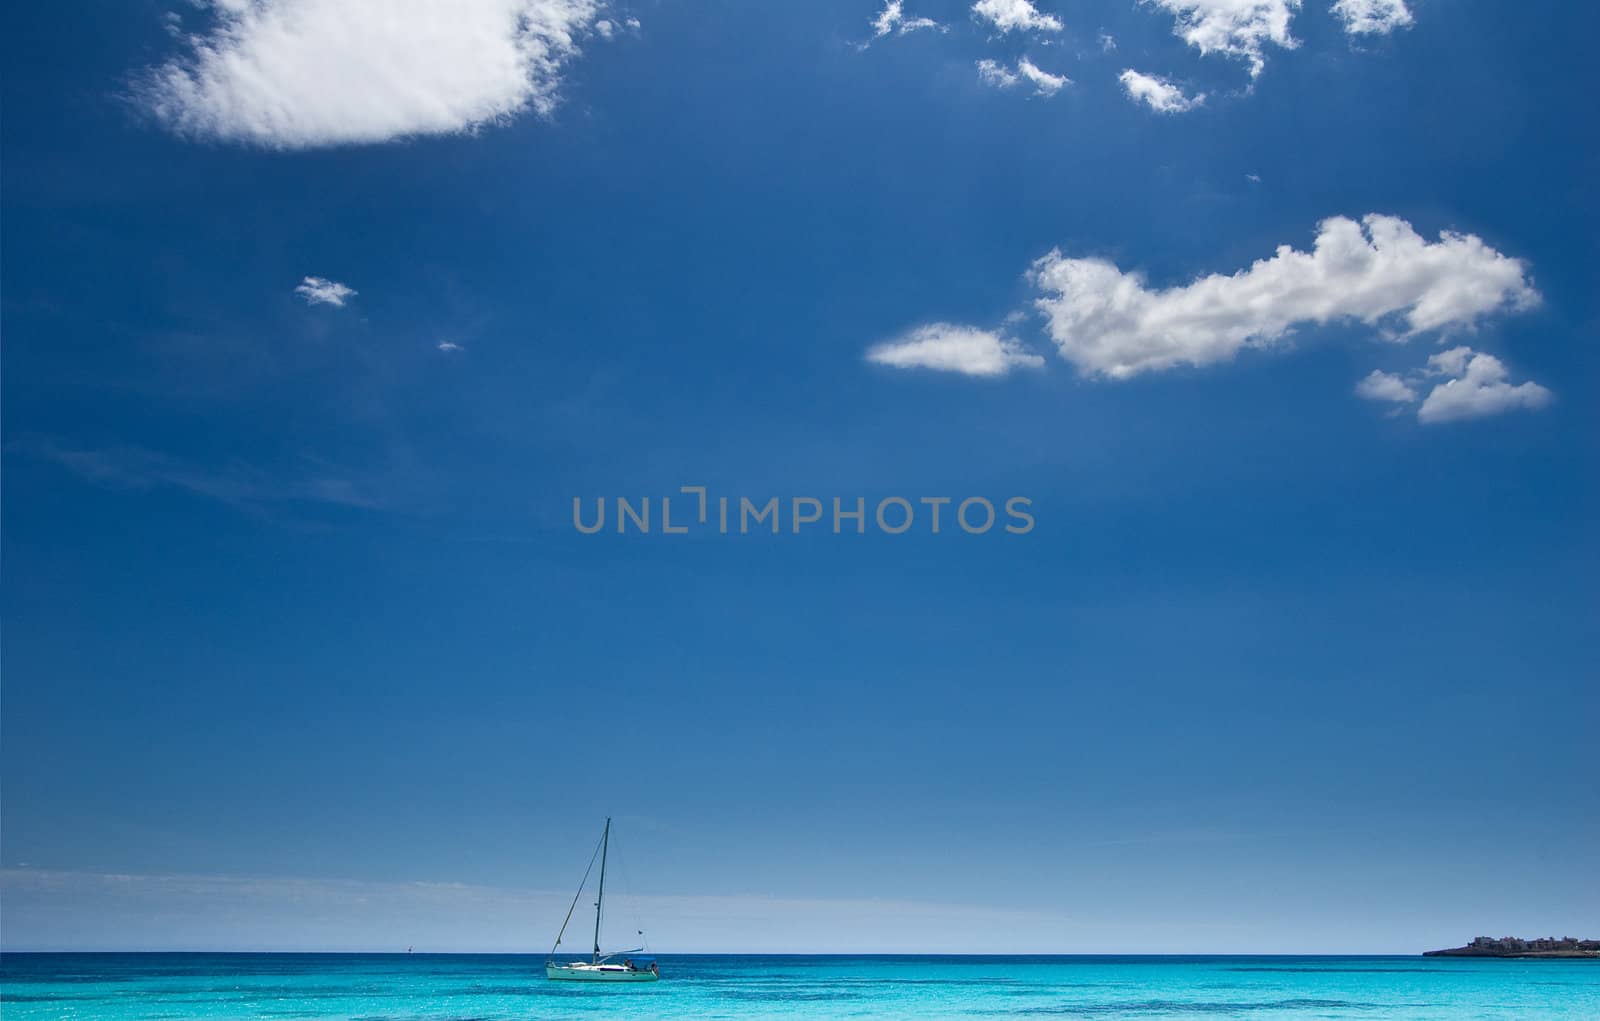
(3, 953, 1597, 1019)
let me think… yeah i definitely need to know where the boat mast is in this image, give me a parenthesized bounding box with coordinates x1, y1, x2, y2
(592, 817, 610, 964)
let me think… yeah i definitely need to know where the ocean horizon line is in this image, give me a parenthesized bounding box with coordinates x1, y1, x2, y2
(1, 949, 1468, 958)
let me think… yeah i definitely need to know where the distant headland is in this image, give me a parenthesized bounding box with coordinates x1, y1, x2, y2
(1425, 937, 1600, 959)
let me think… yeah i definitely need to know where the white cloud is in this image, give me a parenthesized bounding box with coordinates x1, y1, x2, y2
(1353, 369, 1416, 404)
(1331, 0, 1413, 35)
(1028, 214, 1539, 379)
(1098, 31, 1117, 51)
(977, 59, 1021, 89)
(1417, 348, 1551, 424)
(1118, 69, 1206, 112)
(972, 0, 1064, 34)
(867, 323, 1045, 377)
(872, 0, 942, 37)
(437, 341, 464, 352)
(295, 276, 356, 306)
(1017, 57, 1071, 95)
(978, 58, 1068, 95)
(1145, 0, 1299, 78)
(1426, 346, 1472, 379)
(137, 0, 603, 148)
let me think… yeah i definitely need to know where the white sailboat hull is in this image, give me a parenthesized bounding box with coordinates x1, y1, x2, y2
(546, 963, 659, 982)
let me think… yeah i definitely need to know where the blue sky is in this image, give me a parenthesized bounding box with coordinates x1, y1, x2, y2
(2, 0, 1596, 953)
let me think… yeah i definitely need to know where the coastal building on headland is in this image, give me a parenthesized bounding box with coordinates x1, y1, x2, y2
(1425, 936, 1600, 957)
(1471, 937, 1598, 953)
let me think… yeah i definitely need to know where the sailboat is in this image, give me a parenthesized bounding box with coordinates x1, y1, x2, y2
(546, 818, 660, 982)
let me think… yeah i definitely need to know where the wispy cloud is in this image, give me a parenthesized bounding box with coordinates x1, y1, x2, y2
(977, 58, 1022, 89)
(593, 16, 640, 40)
(1118, 69, 1206, 113)
(1331, 0, 1413, 36)
(871, 0, 943, 38)
(977, 57, 1069, 96)
(867, 323, 1045, 378)
(1017, 57, 1071, 95)
(8, 437, 385, 513)
(436, 340, 465, 353)
(0, 868, 1086, 953)
(295, 276, 356, 307)
(134, 0, 605, 148)
(1354, 369, 1416, 404)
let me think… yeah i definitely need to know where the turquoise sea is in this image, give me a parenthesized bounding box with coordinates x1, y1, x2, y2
(3, 954, 1597, 1020)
